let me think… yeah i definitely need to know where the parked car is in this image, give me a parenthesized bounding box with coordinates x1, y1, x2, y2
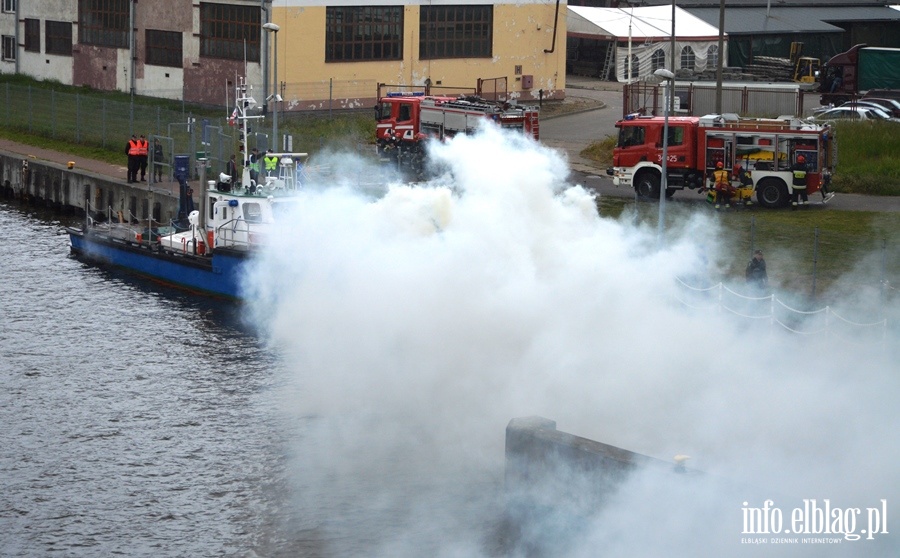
(807, 105, 895, 122)
(859, 97, 900, 118)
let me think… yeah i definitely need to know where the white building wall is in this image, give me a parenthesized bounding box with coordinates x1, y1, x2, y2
(17, 0, 76, 85)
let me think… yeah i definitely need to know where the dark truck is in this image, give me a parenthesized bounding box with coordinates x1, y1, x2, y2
(820, 44, 900, 105)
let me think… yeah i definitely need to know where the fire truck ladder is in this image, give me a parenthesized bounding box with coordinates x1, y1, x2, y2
(600, 43, 616, 81)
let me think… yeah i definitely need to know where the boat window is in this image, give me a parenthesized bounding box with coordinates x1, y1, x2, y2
(243, 202, 263, 223)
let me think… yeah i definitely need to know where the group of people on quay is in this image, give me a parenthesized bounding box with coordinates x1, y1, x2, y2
(125, 134, 164, 183)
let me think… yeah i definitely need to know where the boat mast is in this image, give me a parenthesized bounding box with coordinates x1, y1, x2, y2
(235, 77, 263, 191)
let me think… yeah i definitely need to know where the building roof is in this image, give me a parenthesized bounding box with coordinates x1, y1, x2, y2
(631, 1, 896, 6)
(568, 5, 723, 41)
(688, 5, 900, 34)
(622, 1, 900, 33)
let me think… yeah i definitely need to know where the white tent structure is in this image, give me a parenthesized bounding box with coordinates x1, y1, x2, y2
(567, 5, 727, 82)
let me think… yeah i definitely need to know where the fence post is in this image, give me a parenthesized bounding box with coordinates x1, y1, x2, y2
(102, 99, 107, 148)
(750, 215, 756, 257)
(881, 238, 887, 308)
(812, 227, 819, 298)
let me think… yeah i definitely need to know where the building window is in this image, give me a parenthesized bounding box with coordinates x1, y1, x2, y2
(46, 21, 73, 56)
(325, 6, 403, 62)
(627, 54, 639, 79)
(707, 45, 718, 69)
(78, 0, 129, 49)
(146, 29, 182, 67)
(420, 5, 492, 59)
(651, 48, 665, 71)
(680, 46, 695, 71)
(200, 3, 260, 62)
(2, 0, 15, 13)
(1, 35, 15, 60)
(24, 18, 39, 52)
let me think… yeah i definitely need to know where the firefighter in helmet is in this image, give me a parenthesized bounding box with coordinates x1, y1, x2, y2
(712, 161, 732, 209)
(791, 154, 809, 209)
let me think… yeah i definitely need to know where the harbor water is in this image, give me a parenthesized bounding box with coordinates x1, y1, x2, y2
(0, 204, 503, 557)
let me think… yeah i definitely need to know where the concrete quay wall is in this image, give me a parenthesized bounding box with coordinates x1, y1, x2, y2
(501, 416, 691, 554)
(0, 151, 180, 223)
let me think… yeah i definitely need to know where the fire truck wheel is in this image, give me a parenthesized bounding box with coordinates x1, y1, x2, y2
(634, 171, 660, 200)
(756, 178, 790, 209)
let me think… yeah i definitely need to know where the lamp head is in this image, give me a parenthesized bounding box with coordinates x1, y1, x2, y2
(653, 68, 675, 80)
(263, 23, 280, 33)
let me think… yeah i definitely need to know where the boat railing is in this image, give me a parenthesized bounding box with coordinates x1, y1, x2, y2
(213, 217, 264, 250)
(84, 201, 163, 243)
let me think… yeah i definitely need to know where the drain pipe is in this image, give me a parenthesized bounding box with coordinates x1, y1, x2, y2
(14, 0, 19, 74)
(543, 0, 560, 53)
(129, 0, 135, 95)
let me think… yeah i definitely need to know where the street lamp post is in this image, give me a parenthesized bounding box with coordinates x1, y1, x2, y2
(263, 22, 280, 151)
(654, 68, 675, 243)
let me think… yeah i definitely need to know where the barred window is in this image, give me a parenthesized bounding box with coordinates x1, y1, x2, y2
(651, 49, 665, 71)
(325, 6, 403, 62)
(46, 21, 73, 56)
(680, 46, 696, 71)
(1, 35, 15, 60)
(707, 45, 718, 69)
(628, 54, 639, 79)
(78, 0, 129, 49)
(146, 29, 182, 67)
(420, 5, 492, 60)
(200, 2, 260, 62)
(24, 19, 39, 53)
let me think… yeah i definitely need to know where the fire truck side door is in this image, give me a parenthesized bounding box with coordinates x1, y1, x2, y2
(658, 124, 690, 169)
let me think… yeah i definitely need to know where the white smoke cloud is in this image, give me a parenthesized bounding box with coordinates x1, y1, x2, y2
(243, 123, 899, 556)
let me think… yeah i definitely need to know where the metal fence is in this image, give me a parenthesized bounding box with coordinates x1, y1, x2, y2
(0, 82, 250, 181)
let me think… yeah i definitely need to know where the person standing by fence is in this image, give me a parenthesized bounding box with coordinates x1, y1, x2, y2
(153, 138, 165, 183)
(126, 134, 140, 183)
(746, 250, 768, 291)
(138, 135, 149, 182)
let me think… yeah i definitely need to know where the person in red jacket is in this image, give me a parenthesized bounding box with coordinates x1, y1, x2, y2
(137, 135, 149, 182)
(125, 134, 140, 183)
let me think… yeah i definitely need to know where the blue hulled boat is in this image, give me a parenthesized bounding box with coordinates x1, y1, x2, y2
(67, 77, 307, 299)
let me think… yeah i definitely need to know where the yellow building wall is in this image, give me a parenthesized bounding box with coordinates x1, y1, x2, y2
(271, 2, 566, 112)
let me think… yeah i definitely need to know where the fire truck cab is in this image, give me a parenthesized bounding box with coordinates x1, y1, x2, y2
(375, 92, 540, 173)
(608, 114, 835, 209)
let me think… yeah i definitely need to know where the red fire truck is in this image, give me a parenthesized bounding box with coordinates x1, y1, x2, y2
(606, 114, 836, 208)
(375, 92, 540, 173)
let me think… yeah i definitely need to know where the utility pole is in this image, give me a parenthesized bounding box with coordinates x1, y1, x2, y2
(715, 0, 726, 113)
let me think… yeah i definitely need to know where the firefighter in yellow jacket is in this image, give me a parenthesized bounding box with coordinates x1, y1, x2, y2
(712, 161, 732, 209)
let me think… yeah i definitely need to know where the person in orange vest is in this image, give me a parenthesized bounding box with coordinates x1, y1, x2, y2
(125, 134, 141, 183)
(137, 135, 149, 182)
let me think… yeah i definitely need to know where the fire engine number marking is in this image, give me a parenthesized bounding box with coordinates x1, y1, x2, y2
(656, 154, 678, 163)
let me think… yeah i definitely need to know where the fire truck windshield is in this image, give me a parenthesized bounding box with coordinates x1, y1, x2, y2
(376, 102, 393, 121)
(618, 126, 645, 148)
